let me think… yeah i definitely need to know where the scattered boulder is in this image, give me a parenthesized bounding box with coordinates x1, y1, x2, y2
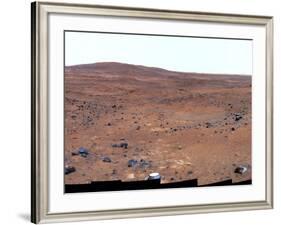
(120, 142, 128, 149)
(127, 159, 152, 170)
(78, 147, 89, 157)
(101, 156, 112, 163)
(64, 165, 76, 175)
(128, 159, 138, 167)
(112, 142, 128, 149)
(234, 113, 243, 121)
(72, 147, 89, 157)
(234, 165, 248, 174)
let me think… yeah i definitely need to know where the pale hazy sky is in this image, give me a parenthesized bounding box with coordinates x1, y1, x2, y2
(65, 31, 252, 75)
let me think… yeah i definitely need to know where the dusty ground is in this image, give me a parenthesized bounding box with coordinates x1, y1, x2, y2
(64, 62, 252, 185)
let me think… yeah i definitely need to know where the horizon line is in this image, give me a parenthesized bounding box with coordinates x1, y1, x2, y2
(65, 61, 252, 77)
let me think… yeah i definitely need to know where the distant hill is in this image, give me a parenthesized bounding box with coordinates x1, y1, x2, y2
(66, 62, 250, 78)
(65, 62, 251, 89)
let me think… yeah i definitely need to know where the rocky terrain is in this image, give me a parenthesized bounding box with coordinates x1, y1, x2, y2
(64, 62, 252, 186)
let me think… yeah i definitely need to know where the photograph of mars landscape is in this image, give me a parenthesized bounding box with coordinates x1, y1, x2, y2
(64, 32, 252, 192)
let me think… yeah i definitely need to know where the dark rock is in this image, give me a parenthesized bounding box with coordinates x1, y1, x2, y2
(234, 165, 248, 174)
(128, 159, 138, 167)
(187, 171, 193, 175)
(111, 142, 128, 149)
(101, 156, 112, 163)
(112, 105, 117, 108)
(136, 126, 141, 130)
(78, 147, 89, 157)
(234, 113, 243, 121)
(231, 127, 235, 131)
(120, 142, 128, 149)
(107, 122, 111, 126)
(78, 147, 89, 154)
(72, 147, 89, 157)
(64, 166, 76, 175)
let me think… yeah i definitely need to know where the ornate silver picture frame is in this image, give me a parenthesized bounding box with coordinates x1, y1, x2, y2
(31, 1, 273, 223)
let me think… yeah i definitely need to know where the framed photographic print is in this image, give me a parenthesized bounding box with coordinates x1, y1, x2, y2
(31, 1, 273, 223)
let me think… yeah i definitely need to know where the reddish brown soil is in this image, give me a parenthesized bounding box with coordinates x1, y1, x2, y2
(64, 62, 252, 185)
